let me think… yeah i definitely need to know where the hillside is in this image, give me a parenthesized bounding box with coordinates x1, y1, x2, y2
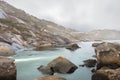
(0, 1, 120, 51)
(77, 29, 120, 41)
(0, 0, 79, 50)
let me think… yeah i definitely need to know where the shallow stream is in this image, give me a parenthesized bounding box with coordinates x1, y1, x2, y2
(12, 40, 120, 80)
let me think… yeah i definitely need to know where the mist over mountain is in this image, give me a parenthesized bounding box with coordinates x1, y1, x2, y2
(4, 0, 120, 32)
(78, 30, 120, 41)
(0, 0, 119, 51)
(0, 0, 81, 50)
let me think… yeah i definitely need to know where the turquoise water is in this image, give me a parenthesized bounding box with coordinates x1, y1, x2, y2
(12, 40, 120, 80)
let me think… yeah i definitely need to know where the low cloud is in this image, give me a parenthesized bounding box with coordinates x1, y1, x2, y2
(5, 0, 120, 31)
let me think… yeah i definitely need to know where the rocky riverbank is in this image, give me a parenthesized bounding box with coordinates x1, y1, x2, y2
(92, 42, 120, 80)
(0, 1, 120, 80)
(0, 0, 82, 54)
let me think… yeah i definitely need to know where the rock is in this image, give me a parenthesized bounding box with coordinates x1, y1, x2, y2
(97, 63, 120, 70)
(92, 72, 109, 80)
(11, 34, 25, 46)
(37, 65, 54, 75)
(92, 68, 120, 80)
(92, 55, 97, 58)
(94, 42, 120, 69)
(0, 56, 16, 80)
(91, 69, 96, 73)
(34, 76, 66, 80)
(66, 43, 80, 51)
(47, 57, 78, 73)
(80, 59, 96, 67)
(38, 57, 78, 74)
(0, 42, 15, 56)
(92, 43, 100, 47)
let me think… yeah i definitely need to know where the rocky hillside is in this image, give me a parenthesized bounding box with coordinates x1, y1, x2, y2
(0, 0, 79, 50)
(75, 30, 120, 41)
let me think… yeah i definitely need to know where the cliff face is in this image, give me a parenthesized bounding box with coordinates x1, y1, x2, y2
(0, 1, 79, 50)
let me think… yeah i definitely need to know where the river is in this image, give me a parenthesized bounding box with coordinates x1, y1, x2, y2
(12, 40, 120, 80)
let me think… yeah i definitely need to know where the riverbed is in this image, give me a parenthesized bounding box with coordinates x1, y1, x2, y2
(12, 40, 120, 80)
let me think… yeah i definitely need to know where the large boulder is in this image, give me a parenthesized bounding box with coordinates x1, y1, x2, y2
(0, 56, 16, 80)
(34, 76, 66, 80)
(38, 56, 78, 75)
(0, 42, 15, 56)
(94, 42, 120, 68)
(92, 68, 120, 80)
(66, 43, 80, 51)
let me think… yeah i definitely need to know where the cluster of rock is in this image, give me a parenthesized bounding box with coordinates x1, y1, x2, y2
(0, 35, 17, 80)
(0, 36, 17, 80)
(92, 42, 120, 80)
(36, 56, 78, 80)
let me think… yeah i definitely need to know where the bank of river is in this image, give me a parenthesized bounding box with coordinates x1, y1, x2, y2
(12, 40, 120, 80)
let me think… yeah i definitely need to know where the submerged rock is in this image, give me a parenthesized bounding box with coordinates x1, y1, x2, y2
(92, 68, 120, 80)
(92, 42, 120, 80)
(0, 56, 16, 80)
(38, 56, 78, 74)
(66, 43, 80, 51)
(34, 76, 67, 80)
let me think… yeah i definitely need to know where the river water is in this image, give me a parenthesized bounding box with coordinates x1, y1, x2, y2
(12, 40, 120, 80)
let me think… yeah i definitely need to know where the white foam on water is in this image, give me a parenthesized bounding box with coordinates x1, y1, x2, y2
(15, 57, 47, 62)
(15, 55, 60, 62)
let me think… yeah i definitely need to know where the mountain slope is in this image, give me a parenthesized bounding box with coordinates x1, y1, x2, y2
(0, 1, 79, 50)
(0, 9, 7, 18)
(77, 29, 120, 41)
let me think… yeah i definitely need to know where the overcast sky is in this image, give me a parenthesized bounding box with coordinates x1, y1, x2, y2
(4, 0, 120, 31)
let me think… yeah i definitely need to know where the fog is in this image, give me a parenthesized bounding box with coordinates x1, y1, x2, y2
(4, 0, 120, 31)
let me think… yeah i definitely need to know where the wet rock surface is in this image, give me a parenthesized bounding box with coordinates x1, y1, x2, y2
(34, 75, 67, 80)
(92, 68, 120, 80)
(66, 43, 80, 51)
(38, 56, 78, 75)
(37, 65, 54, 75)
(0, 56, 16, 80)
(92, 42, 120, 80)
(94, 42, 120, 68)
(80, 59, 96, 67)
(92, 43, 101, 47)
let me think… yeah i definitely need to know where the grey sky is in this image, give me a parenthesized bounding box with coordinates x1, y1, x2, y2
(4, 0, 120, 31)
